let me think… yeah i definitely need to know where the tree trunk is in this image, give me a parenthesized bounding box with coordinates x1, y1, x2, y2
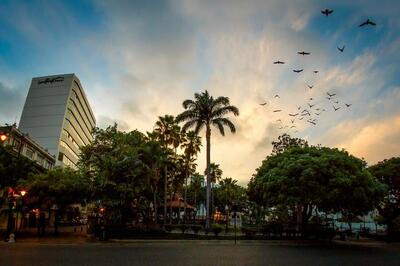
(164, 165, 167, 225)
(153, 187, 158, 223)
(206, 125, 211, 230)
(183, 170, 188, 224)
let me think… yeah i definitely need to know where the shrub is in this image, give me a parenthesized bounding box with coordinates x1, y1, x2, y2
(211, 224, 224, 237)
(191, 225, 202, 234)
(164, 225, 173, 232)
(241, 225, 258, 239)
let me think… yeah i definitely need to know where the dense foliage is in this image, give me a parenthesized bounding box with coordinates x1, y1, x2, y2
(369, 157, 400, 236)
(248, 145, 386, 233)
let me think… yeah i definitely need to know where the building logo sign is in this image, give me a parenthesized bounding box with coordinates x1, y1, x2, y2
(38, 77, 64, 85)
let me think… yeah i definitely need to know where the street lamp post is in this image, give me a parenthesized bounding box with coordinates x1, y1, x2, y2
(5, 189, 15, 241)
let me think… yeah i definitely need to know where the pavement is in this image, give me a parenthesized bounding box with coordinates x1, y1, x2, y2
(1, 237, 399, 266)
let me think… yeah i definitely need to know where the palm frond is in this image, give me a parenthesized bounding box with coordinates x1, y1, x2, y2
(212, 118, 236, 133)
(211, 105, 240, 118)
(213, 121, 225, 136)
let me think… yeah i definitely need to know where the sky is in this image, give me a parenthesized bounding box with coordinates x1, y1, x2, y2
(0, 0, 399, 185)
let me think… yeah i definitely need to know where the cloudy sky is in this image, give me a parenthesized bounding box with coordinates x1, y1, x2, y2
(0, 0, 399, 185)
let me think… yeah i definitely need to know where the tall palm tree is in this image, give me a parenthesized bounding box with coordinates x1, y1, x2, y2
(181, 131, 202, 222)
(153, 115, 181, 225)
(176, 90, 239, 229)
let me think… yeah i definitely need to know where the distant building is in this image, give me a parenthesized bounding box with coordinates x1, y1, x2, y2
(19, 74, 96, 168)
(0, 124, 55, 170)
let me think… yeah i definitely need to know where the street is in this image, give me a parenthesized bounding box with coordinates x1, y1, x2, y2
(1, 241, 399, 266)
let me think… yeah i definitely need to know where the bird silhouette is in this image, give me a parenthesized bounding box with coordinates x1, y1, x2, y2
(299, 117, 304, 120)
(276, 119, 282, 123)
(289, 113, 299, 117)
(313, 70, 319, 74)
(307, 84, 313, 89)
(359, 19, 376, 27)
(327, 92, 336, 97)
(334, 101, 339, 104)
(333, 105, 341, 111)
(273, 110, 282, 112)
(274, 94, 280, 98)
(337, 45, 345, 52)
(321, 9, 333, 16)
(259, 102, 267, 106)
(309, 97, 313, 101)
(298, 51, 310, 55)
(290, 125, 296, 128)
(326, 96, 332, 100)
(345, 103, 352, 107)
(297, 106, 302, 110)
(308, 103, 315, 108)
(293, 69, 304, 73)
(273, 61, 285, 64)
(307, 120, 316, 125)
(278, 126, 283, 129)
(315, 112, 321, 116)
(291, 119, 295, 124)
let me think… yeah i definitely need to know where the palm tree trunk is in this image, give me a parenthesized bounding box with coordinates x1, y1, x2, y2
(153, 187, 158, 223)
(183, 162, 189, 224)
(164, 165, 167, 225)
(206, 125, 211, 230)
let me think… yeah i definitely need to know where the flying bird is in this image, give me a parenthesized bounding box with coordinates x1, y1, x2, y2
(308, 103, 315, 108)
(333, 105, 341, 111)
(291, 119, 295, 124)
(259, 102, 267, 106)
(290, 125, 296, 128)
(274, 94, 280, 98)
(273, 110, 282, 112)
(334, 101, 339, 104)
(307, 84, 313, 89)
(337, 45, 345, 52)
(315, 112, 321, 116)
(309, 97, 313, 101)
(298, 117, 304, 120)
(289, 113, 299, 117)
(276, 119, 282, 123)
(345, 103, 352, 107)
(273, 61, 285, 64)
(321, 9, 333, 16)
(298, 51, 310, 55)
(313, 70, 319, 74)
(327, 92, 336, 97)
(297, 106, 302, 110)
(359, 19, 376, 27)
(293, 69, 304, 73)
(278, 126, 283, 129)
(326, 97, 332, 100)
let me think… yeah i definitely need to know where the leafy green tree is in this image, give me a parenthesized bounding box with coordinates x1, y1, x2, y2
(248, 146, 386, 235)
(0, 145, 39, 190)
(271, 133, 308, 154)
(22, 167, 89, 234)
(79, 124, 153, 226)
(369, 157, 400, 237)
(177, 90, 239, 229)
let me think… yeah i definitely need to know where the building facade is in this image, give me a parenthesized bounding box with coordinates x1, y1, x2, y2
(0, 124, 55, 170)
(19, 74, 95, 168)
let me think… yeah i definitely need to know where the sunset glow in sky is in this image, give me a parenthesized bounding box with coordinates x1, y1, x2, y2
(0, 0, 399, 185)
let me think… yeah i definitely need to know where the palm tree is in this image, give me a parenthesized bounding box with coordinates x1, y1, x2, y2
(153, 115, 181, 225)
(181, 131, 202, 222)
(176, 90, 239, 229)
(218, 177, 238, 230)
(205, 163, 223, 221)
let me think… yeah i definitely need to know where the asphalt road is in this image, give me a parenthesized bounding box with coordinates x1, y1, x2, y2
(1, 241, 399, 266)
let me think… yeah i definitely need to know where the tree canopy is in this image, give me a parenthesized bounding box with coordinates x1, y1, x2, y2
(248, 145, 386, 231)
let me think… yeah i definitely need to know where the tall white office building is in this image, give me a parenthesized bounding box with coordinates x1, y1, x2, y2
(19, 74, 95, 167)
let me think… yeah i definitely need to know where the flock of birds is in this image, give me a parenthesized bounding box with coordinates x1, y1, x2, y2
(260, 9, 377, 133)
